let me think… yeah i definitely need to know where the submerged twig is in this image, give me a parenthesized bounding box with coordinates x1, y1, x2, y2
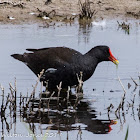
(130, 76, 138, 86)
(131, 93, 136, 107)
(115, 76, 127, 120)
(107, 103, 114, 120)
(117, 21, 130, 34)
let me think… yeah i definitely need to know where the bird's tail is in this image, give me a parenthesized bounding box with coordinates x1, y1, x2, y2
(11, 54, 25, 62)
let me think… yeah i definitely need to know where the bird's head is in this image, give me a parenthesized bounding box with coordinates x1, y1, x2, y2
(93, 45, 119, 65)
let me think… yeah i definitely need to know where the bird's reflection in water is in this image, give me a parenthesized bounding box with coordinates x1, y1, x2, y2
(22, 91, 117, 135)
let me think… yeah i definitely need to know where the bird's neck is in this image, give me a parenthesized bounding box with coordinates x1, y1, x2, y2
(81, 53, 99, 81)
(84, 49, 100, 67)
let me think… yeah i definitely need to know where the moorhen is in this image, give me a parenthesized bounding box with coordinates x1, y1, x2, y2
(11, 45, 119, 90)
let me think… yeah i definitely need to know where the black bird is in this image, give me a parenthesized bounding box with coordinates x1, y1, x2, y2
(11, 46, 119, 90)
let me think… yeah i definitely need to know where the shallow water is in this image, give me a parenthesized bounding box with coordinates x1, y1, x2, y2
(0, 19, 140, 140)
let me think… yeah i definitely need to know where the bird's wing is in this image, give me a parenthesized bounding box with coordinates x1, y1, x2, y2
(26, 48, 50, 52)
(23, 50, 70, 76)
(13, 47, 82, 76)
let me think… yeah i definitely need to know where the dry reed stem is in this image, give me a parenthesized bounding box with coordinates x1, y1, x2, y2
(67, 86, 70, 112)
(57, 81, 62, 103)
(67, 86, 70, 101)
(26, 69, 45, 107)
(14, 78, 17, 110)
(3, 94, 10, 112)
(78, 0, 95, 19)
(115, 76, 127, 117)
(118, 76, 126, 93)
(40, 82, 43, 94)
(0, 84, 4, 92)
(9, 83, 15, 92)
(76, 71, 83, 93)
(9, 83, 15, 99)
(39, 98, 42, 120)
(9, 80, 17, 111)
(48, 91, 55, 112)
(20, 92, 22, 107)
(0, 84, 4, 108)
(14, 78, 17, 92)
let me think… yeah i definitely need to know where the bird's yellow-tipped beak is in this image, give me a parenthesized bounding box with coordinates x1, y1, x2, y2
(108, 49, 119, 65)
(113, 60, 119, 65)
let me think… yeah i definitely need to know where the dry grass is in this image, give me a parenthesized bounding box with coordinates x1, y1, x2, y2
(78, 0, 96, 19)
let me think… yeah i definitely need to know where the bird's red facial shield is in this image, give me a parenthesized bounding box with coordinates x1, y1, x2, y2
(108, 49, 119, 65)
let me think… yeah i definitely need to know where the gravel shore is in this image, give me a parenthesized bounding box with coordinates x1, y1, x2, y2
(0, 0, 140, 24)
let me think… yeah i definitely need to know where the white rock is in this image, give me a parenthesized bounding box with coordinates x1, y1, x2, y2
(42, 16, 50, 20)
(71, 13, 77, 16)
(8, 16, 15, 20)
(29, 12, 36, 15)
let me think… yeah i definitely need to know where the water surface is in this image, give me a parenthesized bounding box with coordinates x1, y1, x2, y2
(0, 20, 140, 140)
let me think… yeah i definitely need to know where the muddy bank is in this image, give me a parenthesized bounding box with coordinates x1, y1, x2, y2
(0, 0, 140, 24)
